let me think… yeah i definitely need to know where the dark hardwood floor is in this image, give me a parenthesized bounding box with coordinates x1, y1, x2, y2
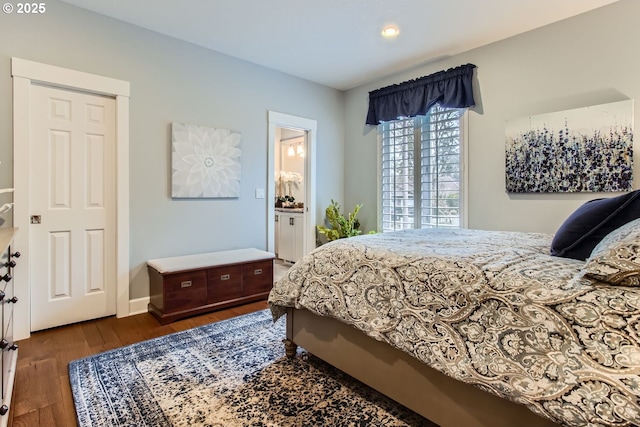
(9, 300, 269, 427)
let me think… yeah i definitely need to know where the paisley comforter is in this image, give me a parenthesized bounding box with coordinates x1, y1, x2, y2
(268, 228, 640, 427)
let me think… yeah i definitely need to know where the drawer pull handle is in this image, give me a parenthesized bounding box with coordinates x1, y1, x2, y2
(221, 274, 230, 280)
(180, 281, 192, 288)
(254, 269, 263, 275)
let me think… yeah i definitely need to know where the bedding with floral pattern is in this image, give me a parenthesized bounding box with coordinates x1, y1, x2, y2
(268, 227, 640, 427)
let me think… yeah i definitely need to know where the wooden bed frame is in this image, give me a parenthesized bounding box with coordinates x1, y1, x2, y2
(284, 308, 561, 427)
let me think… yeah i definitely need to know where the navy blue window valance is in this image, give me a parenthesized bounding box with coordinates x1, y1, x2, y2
(366, 63, 477, 125)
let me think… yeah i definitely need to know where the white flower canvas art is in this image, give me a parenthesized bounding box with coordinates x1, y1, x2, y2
(171, 122, 242, 198)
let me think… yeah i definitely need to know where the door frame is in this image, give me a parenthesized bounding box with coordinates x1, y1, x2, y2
(11, 57, 130, 340)
(267, 112, 316, 257)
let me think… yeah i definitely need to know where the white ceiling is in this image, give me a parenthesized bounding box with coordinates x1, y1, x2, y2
(59, 0, 618, 91)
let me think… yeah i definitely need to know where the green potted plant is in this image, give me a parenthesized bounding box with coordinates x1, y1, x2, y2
(317, 199, 363, 242)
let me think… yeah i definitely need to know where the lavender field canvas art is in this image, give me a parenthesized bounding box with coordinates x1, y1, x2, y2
(505, 100, 633, 193)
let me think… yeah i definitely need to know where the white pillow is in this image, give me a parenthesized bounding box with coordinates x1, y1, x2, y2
(582, 218, 640, 287)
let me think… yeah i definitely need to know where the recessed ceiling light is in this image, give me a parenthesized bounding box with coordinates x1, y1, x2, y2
(381, 26, 399, 38)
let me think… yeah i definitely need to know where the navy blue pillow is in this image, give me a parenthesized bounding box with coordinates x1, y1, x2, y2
(550, 190, 640, 260)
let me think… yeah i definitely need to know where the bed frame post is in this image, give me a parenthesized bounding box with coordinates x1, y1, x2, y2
(283, 339, 297, 358)
(284, 308, 298, 358)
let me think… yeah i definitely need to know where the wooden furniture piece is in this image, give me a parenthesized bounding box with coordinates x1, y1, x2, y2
(284, 308, 561, 427)
(0, 228, 18, 427)
(148, 248, 274, 324)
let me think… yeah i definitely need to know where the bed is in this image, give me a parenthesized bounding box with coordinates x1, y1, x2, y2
(268, 219, 640, 427)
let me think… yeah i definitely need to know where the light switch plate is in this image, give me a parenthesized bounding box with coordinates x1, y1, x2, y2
(255, 188, 265, 199)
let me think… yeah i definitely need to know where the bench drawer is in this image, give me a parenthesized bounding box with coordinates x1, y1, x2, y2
(207, 265, 243, 303)
(163, 271, 207, 312)
(242, 260, 273, 296)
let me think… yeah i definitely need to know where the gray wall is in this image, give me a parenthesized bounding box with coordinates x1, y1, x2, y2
(0, 0, 345, 299)
(344, 0, 639, 235)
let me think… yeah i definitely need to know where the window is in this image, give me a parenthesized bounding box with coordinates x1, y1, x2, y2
(379, 105, 466, 232)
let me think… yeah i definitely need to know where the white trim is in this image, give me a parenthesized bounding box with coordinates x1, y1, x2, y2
(11, 57, 129, 97)
(267, 111, 317, 257)
(129, 297, 151, 316)
(460, 110, 469, 228)
(376, 131, 383, 232)
(115, 95, 131, 317)
(11, 57, 130, 340)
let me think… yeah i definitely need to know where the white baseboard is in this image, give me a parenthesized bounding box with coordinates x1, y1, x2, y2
(129, 296, 150, 315)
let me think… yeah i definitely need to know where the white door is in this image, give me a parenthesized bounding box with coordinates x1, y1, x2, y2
(29, 84, 116, 332)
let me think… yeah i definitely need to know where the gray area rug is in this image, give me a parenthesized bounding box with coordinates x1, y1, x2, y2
(69, 309, 435, 426)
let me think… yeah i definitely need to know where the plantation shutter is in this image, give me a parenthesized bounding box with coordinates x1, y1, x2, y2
(380, 105, 463, 232)
(381, 118, 416, 231)
(420, 106, 462, 228)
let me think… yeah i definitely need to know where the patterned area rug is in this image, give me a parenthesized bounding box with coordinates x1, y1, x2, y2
(69, 309, 435, 426)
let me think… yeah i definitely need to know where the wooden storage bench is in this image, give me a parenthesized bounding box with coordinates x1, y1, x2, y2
(147, 248, 275, 324)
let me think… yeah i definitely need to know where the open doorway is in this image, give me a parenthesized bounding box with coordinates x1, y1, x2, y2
(274, 128, 305, 263)
(267, 112, 316, 264)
